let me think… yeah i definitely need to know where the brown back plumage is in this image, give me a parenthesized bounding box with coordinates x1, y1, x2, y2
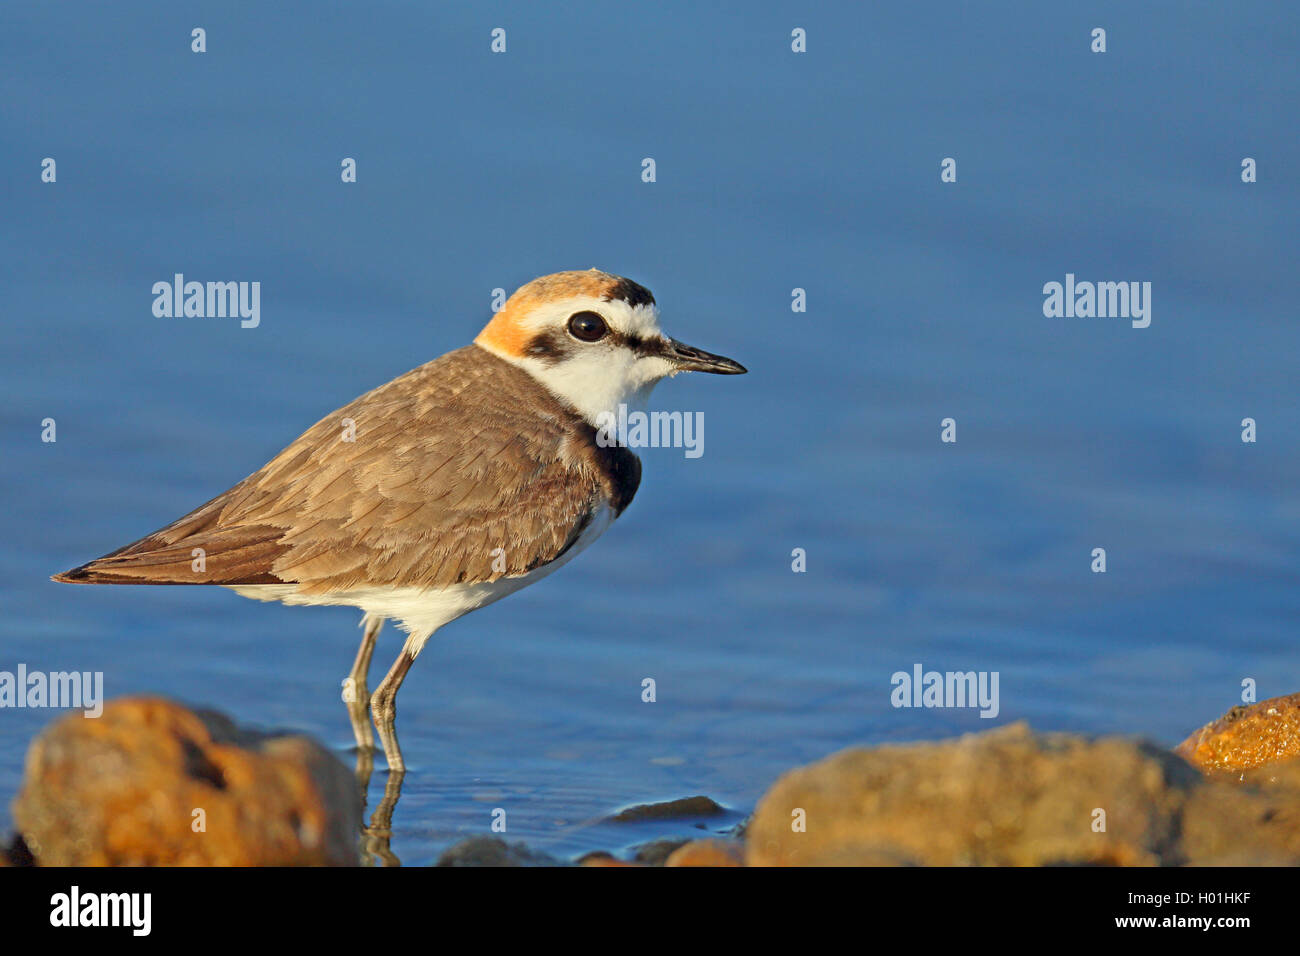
(54, 345, 641, 592)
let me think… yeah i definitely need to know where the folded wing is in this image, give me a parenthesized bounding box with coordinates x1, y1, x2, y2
(53, 347, 616, 592)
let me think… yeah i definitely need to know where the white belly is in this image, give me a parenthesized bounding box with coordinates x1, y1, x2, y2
(227, 502, 615, 655)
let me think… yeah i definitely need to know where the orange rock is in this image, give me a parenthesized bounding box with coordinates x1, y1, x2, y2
(664, 839, 745, 867)
(1175, 693, 1300, 774)
(579, 854, 646, 867)
(12, 696, 361, 866)
(744, 723, 1300, 866)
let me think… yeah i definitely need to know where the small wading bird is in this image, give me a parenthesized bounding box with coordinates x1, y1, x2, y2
(54, 270, 746, 772)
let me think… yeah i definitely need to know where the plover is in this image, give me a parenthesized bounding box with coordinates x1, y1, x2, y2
(53, 269, 746, 771)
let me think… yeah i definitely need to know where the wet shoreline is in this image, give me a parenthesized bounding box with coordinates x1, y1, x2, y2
(6, 693, 1299, 867)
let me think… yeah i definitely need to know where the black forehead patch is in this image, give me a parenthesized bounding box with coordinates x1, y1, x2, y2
(601, 277, 655, 309)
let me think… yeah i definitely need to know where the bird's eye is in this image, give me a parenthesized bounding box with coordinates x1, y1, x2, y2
(566, 311, 608, 342)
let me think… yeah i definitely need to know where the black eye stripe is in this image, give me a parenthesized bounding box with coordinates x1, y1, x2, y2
(524, 329, 569, 364)
(524, 323, 663, 364)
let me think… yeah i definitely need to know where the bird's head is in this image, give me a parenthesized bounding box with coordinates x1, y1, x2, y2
(474, 269, 746, 425)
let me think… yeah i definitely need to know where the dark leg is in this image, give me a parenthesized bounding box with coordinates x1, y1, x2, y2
(371, 634, 419, 773)
(345, 614, 383, 753)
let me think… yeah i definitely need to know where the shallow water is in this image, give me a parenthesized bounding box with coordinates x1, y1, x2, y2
(2, 3, 1298, 863)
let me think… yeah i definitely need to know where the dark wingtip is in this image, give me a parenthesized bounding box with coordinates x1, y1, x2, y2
(52, 567, 90, 584)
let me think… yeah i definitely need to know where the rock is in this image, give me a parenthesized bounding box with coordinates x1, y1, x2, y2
(578, 852, 645, 867)
(1175, 693, 1300, 774)
(0, 835, 32, 867)
(1179, 760, 1300, 864)
(610, 795, 726, 823)
(745, 722, 1300, 866)
(436, 836, 563, 867)
(629, 837, 692, 865)
(578, 837, 742, 866)
(665, 838, 745, 867)
(12, 696, 361, 866)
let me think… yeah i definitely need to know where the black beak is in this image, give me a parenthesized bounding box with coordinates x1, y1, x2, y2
(663, 338, 748, 374)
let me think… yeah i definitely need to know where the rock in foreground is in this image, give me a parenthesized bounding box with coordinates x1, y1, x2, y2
(665, 838, 745, 866)
(12, 696, 361, 866)
(436, 836, 563, 866)
(746, 722, 1300, 866)
(1175, 693, 1300, 774)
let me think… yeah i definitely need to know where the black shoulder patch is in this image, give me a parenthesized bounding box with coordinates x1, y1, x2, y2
(601, 444, 642, 515)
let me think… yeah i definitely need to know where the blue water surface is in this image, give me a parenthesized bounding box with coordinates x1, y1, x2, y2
(1, 2, 1297, 863)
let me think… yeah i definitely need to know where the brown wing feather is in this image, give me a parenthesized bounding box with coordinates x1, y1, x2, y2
(53, 346, 639, 591)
